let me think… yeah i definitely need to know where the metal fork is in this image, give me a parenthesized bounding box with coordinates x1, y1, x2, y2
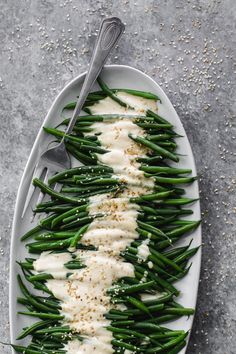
(22, 17, 125, 217)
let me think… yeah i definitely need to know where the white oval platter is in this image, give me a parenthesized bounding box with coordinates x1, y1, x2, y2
(10, 65, 201, 354)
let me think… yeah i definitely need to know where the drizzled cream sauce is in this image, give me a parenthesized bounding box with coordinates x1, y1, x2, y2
(34, 251, 72, 279)
(33, 92, 157, 353)
(137, 238, 150, 262)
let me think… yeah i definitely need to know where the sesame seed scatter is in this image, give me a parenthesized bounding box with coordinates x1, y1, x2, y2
(0, 1, 235, 354)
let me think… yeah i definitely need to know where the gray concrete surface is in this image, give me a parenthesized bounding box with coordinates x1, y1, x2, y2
(0, 0, 236, 353)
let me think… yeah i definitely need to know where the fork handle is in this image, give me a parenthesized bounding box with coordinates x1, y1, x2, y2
(65, 17, 125, 135)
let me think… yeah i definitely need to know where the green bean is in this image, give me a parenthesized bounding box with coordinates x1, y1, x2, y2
(173, 246, 200, 264)
(40, 213, 58, 228)
(65, 142, 97, 165)
(70, 223, 90, 248)
(17, 261, 34, 270)
(64, 260, 86, 270)
(60, 215, 97, 230)
(152, 175, 197, 185)
(140, 205, 159, 215)
(111, 320, 135, 327)
(61, 184, 120, 196)
(76, 121, 94, 126)
(36, 200, 61, 209)
(35, 231, 76, 241)
(161, 198, 198, 205)
(28, 273, 53, 282)
(48, 165, 113, 184)
(76, 115, 103, 122)
(64, 97, 103, 111)
(146, 332, 187, 352)
(30, 343, 65, 351)
(107, 326, 147, 341)
(141, 166, 192, 175)
(36, 296, 61, 310)
(167, 265, 192, 283)
(145, 216, 178, 227)
(62, 211, 88, 224)
(28, 279, 53, 295)
(131, 190, 174, 203)
(33, 178, 88, 205)
(67, 140, 108, 154)
(106, 313, 129, 321)
(124, 303, 164, 316)
(158, 141, 177, 149)
(137, 122, 172, 129)
(129, 134, 179, 162)
(25, 257, 36, 263)
(163, 244, 190, 259)
(61, 185, 109, 193)
(157, 208, 193, 216)
(43, 127, 98, 146)
(34, 205, 73, 213)
(168, 340, 187, 353)
(16, 319, 55, 340)
(132, 322, 163, 332)
(21, 225, 42, 241)
(147, 133, 175, 141)
(108, 281, 155, 296)
(73, 174, 112, 184)
(111, 339, 137, 351)
(166, 221, 200, 238)
(12, 345, 45, 354)
(97, 77, 129, 108)
(149, 248, 183, 272)
(51, 204, 88, 228)
(169, 220, 196, 226)
(17, 275, 55, 313)
(137, 221, 167, 239)
(137, 156, 163, 164)
(138, 213, 165, 222)
(150, 330, 185, 339)
(155, 238, 178, 250)
(18, 311, 64, 320)
(27, 238, 72, 253)
(35, 326, 71, 335)
(162, 307, 194, 316)
(146, 109, 170, 125)
(142, 292, 173, 306)
(133, 264, 179, 295)
(149, 314, 180, 324)
(125, 296, 150, 316)
(113, 88, 161, 100)
(18, 300, 39, 313)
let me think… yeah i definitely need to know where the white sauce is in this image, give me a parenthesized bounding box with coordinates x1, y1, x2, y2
(46, 250, 134, 346)
(137, 238, 151, 262)
(89, 96, 136, 115)
(34, 251, 72, 279)
(90, 118, 154, 196)
(115, 91, 158, 113)
(34, 93, 157, 353)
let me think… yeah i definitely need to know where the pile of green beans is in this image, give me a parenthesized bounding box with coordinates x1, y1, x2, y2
(15, 77, 200, 354)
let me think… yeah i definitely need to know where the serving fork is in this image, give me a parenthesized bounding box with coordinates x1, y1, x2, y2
(22, 17, 125, 217)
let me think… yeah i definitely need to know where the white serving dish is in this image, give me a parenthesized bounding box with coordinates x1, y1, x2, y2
(10, 65, 201, 354)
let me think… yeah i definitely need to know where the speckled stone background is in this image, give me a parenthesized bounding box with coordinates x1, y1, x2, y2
(0, 0, 235, 353)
